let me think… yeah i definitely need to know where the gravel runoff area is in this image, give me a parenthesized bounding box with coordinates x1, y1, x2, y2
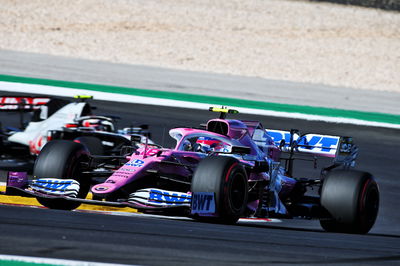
(0, 0, 399, 93)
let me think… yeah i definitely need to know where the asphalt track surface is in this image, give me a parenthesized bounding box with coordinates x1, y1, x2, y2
(0, 98, 400, 265)
(0, 51, 399, 265)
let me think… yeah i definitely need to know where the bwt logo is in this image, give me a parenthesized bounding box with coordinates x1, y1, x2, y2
(191, 192, 215, 213)
(36, 180, 73, 191)
(267, 131, 338, 152)
(149, 189, 191, 205)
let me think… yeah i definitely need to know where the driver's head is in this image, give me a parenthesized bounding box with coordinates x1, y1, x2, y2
(81, 118, 114, 132)
(195, 137, 225, 153)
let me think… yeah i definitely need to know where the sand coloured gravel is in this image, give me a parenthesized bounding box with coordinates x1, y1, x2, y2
(0, 0, 399, 93)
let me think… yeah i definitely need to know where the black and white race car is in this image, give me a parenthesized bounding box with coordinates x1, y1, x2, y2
(0, 95, 151, 172)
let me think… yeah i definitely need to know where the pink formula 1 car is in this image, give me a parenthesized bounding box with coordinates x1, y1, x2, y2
(5, 107, 379, 234)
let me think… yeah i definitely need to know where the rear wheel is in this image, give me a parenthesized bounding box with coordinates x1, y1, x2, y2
(320, 170, 379, 234)
(191, 156, 248, 224)
(33, 140, 90, 210)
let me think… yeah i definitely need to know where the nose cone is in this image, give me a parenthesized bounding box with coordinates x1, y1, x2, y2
(91, 183, 118, 196)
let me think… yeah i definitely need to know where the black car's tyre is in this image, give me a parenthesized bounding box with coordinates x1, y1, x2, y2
(33, 140, 90, 210)
(74, 136, 104, 155)
(320, 170, 379, 234)
(191, 156, 248, 224)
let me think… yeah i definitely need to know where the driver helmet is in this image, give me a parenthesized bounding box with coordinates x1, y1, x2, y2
(80, 118, 114, 132)
(195, 137, 227, 153)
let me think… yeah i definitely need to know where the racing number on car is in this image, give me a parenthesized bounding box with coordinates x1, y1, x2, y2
(339, 137, 353, 154)
(340, 143, 352, 153)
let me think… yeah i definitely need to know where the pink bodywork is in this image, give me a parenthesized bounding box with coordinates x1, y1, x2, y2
(91, 128, 208, 196)
(91, 120, 280, 197)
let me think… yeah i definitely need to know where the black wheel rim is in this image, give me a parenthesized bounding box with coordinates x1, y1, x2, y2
(364, 185, 379, 225)
(230, 172, 246, 212)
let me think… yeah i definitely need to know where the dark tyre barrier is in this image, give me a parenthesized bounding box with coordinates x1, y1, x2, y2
(309, 0, 400, 11)
(320, 170, 379, 234)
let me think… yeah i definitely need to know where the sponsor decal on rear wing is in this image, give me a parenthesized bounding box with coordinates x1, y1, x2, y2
(0, 96, 50, 111)
(266, 129, 353, 158)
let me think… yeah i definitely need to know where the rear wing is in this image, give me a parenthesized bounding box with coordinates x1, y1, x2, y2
(266, 129, 358, 166)
(0, 96, 52, 130)
(0, 96, 50, 112)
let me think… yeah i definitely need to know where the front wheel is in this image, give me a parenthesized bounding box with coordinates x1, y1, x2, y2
(191, 156, 248, 224)
(33, 140, 90, 210)
(320, 170, 379, 234)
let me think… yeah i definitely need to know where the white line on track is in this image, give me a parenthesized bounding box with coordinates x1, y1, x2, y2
(0, 254, 136, 266)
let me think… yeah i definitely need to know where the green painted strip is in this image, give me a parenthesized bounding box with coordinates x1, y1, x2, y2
(1, 74, 399, 125)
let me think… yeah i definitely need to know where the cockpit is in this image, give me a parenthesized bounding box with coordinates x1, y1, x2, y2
(181, 136, 232, 153)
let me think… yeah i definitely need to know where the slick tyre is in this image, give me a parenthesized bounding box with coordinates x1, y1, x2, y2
(191, 156, 248, 224)
(33, 140, 90, 210)
(74, 136, 104, 155)
(320, 170, 379, 234)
